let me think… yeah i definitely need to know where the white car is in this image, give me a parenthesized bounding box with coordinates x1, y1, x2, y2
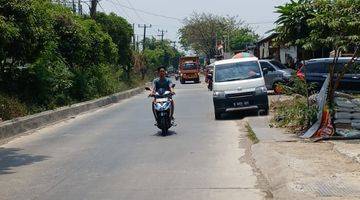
(212, 57, 269, 119)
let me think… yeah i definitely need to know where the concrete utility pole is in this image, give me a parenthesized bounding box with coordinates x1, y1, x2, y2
(136, 35, 140, 52)
(78, 0, 83, 15)
(138, 24, 152, 52)
(133, 24, 136, 51)
(170, 41, 176, 49)
(72, 0, 76, 13)
(90, 0, 98, 19)
(157, 29, 167, 42)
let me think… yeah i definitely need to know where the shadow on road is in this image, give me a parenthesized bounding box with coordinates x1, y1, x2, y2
(218, 110, 261, 121)
(0, 148, 49, 175)
(153, 130, 177, 137)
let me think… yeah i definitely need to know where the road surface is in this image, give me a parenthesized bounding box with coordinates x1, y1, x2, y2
(0, 80, 266, 200)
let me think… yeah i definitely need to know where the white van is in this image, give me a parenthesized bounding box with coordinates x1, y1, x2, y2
(212, 57, 269, 119)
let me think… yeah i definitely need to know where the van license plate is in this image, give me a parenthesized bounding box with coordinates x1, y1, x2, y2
(234, 101, 249, 107)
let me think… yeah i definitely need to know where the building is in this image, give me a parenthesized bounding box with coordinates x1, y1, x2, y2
(256, 33, 298, 66)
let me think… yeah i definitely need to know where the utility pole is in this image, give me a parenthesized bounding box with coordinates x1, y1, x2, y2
(90, 0, 98, 19)
(132, 24, 136, 51)
(157, 29, 167, 42)
(136, 35, 139, 52)
(72, 0, 76, 13)
(78, 0, 82, 15)
(138, 24, 152, 52)
(170, 41, 176, 49)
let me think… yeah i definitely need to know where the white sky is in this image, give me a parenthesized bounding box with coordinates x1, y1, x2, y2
(95, 0, 289, 47)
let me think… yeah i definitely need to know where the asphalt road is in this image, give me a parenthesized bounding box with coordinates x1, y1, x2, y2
(0, 79, 265, 200)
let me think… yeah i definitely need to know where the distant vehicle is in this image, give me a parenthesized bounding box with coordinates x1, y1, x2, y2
(212, 57, 269, 119)
(259, 60, 294, 93)
(296, 57, 360, 91)
(205, 63, 215, 83)
(179, 56, 201, 84)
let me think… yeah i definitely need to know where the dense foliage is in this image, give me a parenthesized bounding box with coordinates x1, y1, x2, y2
(274, 0, 360, 132)
(0, 0, 143, 120)
(275, 0, 360, 106)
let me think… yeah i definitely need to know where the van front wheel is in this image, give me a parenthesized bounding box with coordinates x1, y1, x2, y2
(215, 111, 222, 120)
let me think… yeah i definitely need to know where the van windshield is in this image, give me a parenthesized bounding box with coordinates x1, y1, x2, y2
(215, 61, 262, 82)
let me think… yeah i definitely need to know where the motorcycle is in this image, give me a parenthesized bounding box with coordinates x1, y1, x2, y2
(145, 85, 176, 136)
(207, 72, 213, 91)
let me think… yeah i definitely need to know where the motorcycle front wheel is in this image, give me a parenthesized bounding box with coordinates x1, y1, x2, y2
(159, 117, 169, 136)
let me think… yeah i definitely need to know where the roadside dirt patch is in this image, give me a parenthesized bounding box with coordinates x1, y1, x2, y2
(252, 141, 360, 200)
(238, 121, 273, 199)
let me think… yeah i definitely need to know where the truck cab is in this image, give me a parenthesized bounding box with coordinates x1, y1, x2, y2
(179, 56, 200, 84)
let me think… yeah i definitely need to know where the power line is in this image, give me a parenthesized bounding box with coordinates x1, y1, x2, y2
(247, 21, 275, 25)
(105, 0, 182, 22)
(98, 1, 106, 12)
(107, 0, 133, 22)
(124, 0, 148, 24)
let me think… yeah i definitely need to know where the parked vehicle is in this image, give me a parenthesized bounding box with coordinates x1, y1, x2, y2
(179, 56, 200, 84)
(212, 57, 269, 119)
(259, 59, 294, 93)
(145, 86, 176, 136)
(296, 57, 360, 91)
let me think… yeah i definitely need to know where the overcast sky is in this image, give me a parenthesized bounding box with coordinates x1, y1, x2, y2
(98, 0, 289, 47)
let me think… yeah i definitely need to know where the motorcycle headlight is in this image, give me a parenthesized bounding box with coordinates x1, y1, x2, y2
(213, 91, 226, 98)
(163, 102, 171, 110)
(154, 103, 162, 110)
(255, 86, 267, 95)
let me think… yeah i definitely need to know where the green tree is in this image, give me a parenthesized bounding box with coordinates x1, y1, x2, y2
(229, 29, 258, 51)
(305, 0, 360, 103)
(275, 0, 313, 47)
(95, 12, 133, 79)
(275, 0, 360, 106)
(179, 12, 241, 59)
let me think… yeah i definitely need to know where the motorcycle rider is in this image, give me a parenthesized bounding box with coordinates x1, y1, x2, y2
(151, 67, 175, 120)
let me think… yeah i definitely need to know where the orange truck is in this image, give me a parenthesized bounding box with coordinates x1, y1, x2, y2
(178, 56, 200, 84)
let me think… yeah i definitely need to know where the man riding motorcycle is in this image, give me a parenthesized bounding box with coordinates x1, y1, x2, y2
(151, 67, 175, 120)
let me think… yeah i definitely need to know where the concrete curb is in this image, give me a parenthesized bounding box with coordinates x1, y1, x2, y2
(330, 141, 360, 164)
(245, 116, 299, 142)
(0, 84, 150, 140)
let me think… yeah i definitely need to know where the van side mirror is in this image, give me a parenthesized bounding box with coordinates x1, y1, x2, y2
(145, 87, 151, 91)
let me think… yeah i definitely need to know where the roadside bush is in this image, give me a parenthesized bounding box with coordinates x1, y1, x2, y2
(30, 46, 74, 108)
(278, 74, 316, 96)
(0, 94, 28, 121)
(271, 96, 318, 133)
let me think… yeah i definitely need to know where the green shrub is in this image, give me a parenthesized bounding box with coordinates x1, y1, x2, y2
(278, 74, 316, 96)
(271, 96, 318, 133)
(0, 94, 28, 121)
(30, 44, 74, 108)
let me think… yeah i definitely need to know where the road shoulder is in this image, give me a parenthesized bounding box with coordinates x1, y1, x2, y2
(245, 116, 360, 200)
